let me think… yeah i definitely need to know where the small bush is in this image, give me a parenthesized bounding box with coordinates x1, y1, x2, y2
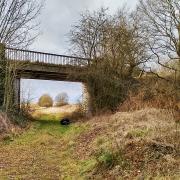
(97, 150, 115, 168)
(66, 103, 86, 121)
(119, 76, 180, 112)
(38, 94, 53, 107)
(95, 148, 129, 170)
(0, 111, 12, 135)
(76, 61, 137, 113)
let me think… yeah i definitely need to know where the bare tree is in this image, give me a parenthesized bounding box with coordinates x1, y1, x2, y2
(137, 0, 180, 81)
(55, 92, 69, 107)
(69, 8, 152, 111)
(101, 9, 150, 78)
(0, 0, 43, 48)
(69, 8, 150, 78)
(69, 8, 108, 60)
(0, 0, 43, 112)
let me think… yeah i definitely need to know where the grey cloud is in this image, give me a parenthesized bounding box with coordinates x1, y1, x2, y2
(32, 0, 138, 54)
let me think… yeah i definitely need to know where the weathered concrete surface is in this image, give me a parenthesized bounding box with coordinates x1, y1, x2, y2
(15, 62, 86, 82)
(13, 78, 20, 109)
(82, 84, 91, 116)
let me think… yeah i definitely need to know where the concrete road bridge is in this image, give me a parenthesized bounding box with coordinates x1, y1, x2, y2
(1, 44, 91, 110)
(5, 47, 90, 80)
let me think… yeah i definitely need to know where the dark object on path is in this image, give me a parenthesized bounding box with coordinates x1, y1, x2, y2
(60, 118, 71, 125)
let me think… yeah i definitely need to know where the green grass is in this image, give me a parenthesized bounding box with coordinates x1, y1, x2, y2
(0, 113, 96, 179)
(126, 128, 150, 138)
(33, 113, 66, 121)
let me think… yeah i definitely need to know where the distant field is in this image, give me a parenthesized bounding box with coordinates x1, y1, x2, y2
(30, 104, 79, 121)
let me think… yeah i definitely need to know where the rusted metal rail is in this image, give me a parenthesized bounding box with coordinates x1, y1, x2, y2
(5, 47, 90, 66)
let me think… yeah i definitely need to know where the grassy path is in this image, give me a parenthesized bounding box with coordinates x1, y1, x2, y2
(0, 118, 95, 179)
(1, 109, 179, 179)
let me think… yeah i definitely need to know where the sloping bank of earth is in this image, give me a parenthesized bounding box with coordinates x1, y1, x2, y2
(0, 108, 179, 179)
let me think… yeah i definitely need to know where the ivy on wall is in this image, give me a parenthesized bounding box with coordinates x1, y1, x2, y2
(0, 44, 6, 107)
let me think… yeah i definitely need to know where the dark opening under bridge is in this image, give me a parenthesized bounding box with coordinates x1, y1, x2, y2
(2, 45, 91, 108)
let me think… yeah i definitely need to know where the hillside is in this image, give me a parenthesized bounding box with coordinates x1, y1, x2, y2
(0, 108, 179, 179)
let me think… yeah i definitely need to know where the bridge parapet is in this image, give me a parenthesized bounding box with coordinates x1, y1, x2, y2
(5, 47, 90, 66)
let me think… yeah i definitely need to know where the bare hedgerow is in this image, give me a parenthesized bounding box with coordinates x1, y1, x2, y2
(137, 0, 180, 86)
(54, 93, 69, 107)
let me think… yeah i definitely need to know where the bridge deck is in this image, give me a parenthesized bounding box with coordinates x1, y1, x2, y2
(4, 47, 89, 81)
(5, 47, 90, 66)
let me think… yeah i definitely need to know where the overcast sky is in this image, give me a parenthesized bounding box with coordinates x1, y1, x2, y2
(22, 0, 138, 104)
(32, 0, 138, 54)
(21, 79, 83, 104)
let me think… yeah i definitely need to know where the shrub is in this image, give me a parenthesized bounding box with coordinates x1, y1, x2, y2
(97, 150, 115, 169)
(119, 76, 180, 112)
(95, 148, 129, 171)
(67, 103, 86, 121)
(54, 92, 69, 107)
(38, 94, 53, 107)
(0, 111, 13, 135)
(0, 108, 29, 131)
(86, 74, 128, 112)
(74, 61, 137, 113)
(0, 57, 6, 107)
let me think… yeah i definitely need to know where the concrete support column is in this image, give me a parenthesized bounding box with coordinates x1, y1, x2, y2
(82, 84, 91, 116)
(13, 78, 21, 110)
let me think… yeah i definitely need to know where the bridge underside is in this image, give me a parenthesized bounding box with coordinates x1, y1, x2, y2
(13, 62, 86, 109)
(16, 63, 84, 82)
(18, 69, 70, 81)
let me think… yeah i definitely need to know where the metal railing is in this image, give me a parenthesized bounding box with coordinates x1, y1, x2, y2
(5, 47, 90, 66)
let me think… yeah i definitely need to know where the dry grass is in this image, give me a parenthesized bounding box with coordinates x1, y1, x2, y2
(33, 105, 78, 115)
(0, 113, 12, 137)
(31, 104, 79, 120)
(119, 76, 180, 125)
(119, 89, 179, 112)
(75, 108, 180, 178)
(0, 108, 179, 179)
(76, 108, 179, 155)
(0, 112, 22, 140)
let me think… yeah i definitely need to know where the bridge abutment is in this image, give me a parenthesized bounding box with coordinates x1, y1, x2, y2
(13, 78, 21, 110)
(0, 43, 6, 107)
(82, 84, 92, 116)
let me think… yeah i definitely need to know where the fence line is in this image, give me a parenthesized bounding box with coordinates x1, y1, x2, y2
(5, 47, 90, 66)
